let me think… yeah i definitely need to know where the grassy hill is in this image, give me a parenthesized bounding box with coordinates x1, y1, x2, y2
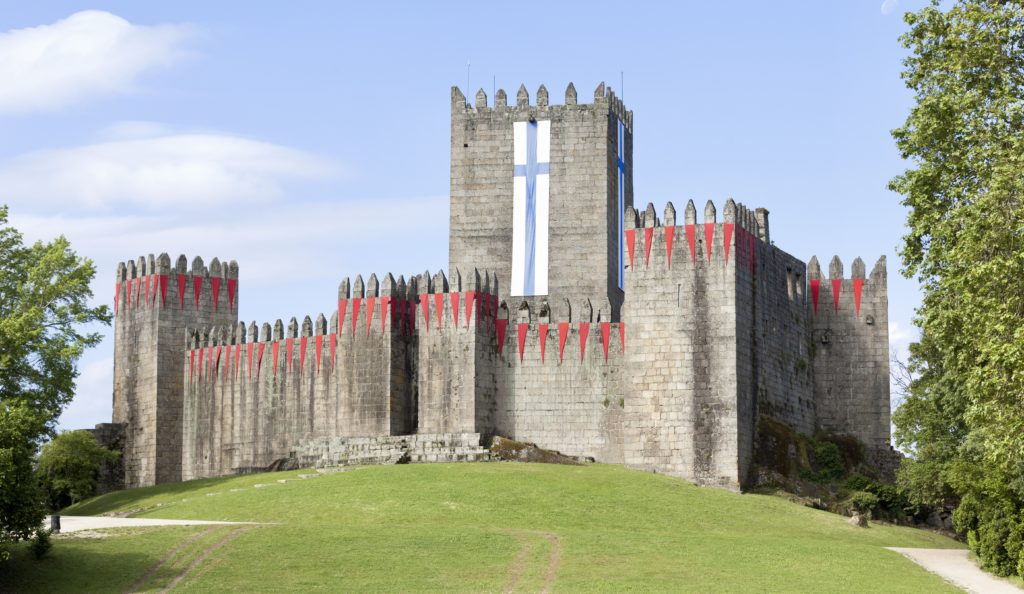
(4, 463, 963, 592)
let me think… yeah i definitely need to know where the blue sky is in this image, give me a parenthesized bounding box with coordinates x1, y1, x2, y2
(0, 1, 925, 430)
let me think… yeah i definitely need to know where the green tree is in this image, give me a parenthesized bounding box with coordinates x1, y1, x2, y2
(37, 430, 118, 511)
(0, 205, 110, 558)
(890, 0, 1024, 577)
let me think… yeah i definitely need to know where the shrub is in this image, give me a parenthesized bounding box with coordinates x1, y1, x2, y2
(850, 491, 879, 514)
(37, 430, 119, 511)
(30, 528, 51, 559)
(812, 441, 845, 482)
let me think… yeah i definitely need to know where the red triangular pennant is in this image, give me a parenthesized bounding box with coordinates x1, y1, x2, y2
(421, 294, 430, 332)
(558, 322, 570, 362)
(256, 343, 265, 377)
(338, 299, 347, 334)
(434, 293, 444, 330)
(665, 227, 675, 269)
(299, 337, 308, 372)
(832, 279, 842, 313)
(579, 323, 590, 362)
(854, 279, 864, 315)
(464, 291, 476, 326)
(723, 223, 734, 265)
(495, 319, 508, 355)
(177, 274, 186, 308)
(350, 297, 362, 336)
(365, 297, 376, 336)
(517, 323, 528, 362)
(686, 224, 697, 264)
(380, 296, 391, 332)
(114, 282, 121, 315)
(538, 323, 548, 363)
(450, 292, 460, 328)
(125, 279, 133, 310)
(211, 277, 221, 311)
(625, 229, 636, 268)
(704, 223, 715, 264)
(644, 227, 654, 268)
(810, 279, 821, 314)
(160, 275, 168, 308)
(285, 338, 294, 373)
(227, 279, 237, 312)
(620, 322, 626, 353)
(600, 322, 611, 361)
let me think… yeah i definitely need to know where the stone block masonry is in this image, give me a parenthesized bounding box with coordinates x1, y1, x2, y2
(108, 80, 892, 491)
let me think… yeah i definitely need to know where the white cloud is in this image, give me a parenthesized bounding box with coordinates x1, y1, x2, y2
(0, 10, 195, 114)
(880, 0, 900, 16)
(0, 131, 338, 210)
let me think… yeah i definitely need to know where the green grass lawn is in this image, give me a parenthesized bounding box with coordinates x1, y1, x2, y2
(4, 463, 964, 593)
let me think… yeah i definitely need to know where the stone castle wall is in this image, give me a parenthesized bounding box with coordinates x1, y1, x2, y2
(110, 81, 893, 490)
(112, 254, 237, 487)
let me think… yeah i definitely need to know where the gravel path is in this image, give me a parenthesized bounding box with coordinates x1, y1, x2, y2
(47, 515, 254, 534)
(888, 547, 1024, 594)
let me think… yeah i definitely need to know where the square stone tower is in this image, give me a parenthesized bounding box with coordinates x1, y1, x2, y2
(112, 254, 238, 487)
(449, 82, 633, 321)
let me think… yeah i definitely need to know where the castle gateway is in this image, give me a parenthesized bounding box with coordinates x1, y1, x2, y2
(108, 83, 891, 491)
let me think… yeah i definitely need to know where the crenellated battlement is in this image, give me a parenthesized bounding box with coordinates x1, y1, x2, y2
(806, 255, 887, 316)
(622, 198, 767, 275)
(452, 81, 632, 130)
(114, 253, 239, 316)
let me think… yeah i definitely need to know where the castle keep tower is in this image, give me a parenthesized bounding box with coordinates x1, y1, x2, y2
(112, 254, 238, 487)
(449, 82, 633, 321)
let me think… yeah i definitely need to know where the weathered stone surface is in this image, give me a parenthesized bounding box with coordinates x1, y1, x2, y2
(108, 83, 892, 493)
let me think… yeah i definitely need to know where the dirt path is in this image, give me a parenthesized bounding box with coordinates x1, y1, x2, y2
(888, 547, 1024, 594)
(502, 530, 562, 594)
(49, 516, 253, 533)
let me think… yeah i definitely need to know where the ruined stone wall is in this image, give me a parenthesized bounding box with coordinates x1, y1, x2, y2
(448, 82, 632, 321)
(809, 255, 891, 449)
(112, 254, 237, 487)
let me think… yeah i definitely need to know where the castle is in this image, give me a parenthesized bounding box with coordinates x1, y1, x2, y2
(107, 82, 891, 491)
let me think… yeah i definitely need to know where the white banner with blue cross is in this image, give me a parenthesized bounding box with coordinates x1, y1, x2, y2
(511, 119, 550, 297)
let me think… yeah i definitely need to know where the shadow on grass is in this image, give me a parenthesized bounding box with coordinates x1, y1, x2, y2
(4, 538, 159, 593)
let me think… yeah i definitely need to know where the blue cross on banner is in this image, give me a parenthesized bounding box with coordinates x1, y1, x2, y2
(617, 119, 626, 289)
(512, 120, 550, 296)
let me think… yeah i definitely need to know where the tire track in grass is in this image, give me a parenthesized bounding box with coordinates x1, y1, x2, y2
(125, 527, 219, 593)
(159, 526, 256, 592)
(501, 530, 562, 594)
